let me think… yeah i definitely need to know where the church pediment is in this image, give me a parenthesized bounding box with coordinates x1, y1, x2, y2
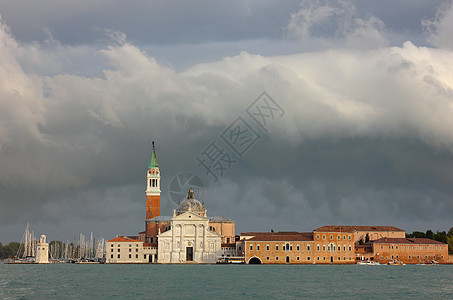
(172, 211, 208, 222)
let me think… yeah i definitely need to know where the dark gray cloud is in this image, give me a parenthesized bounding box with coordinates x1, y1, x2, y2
(1, 1, 453, 243)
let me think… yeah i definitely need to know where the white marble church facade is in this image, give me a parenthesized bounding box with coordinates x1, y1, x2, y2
(157, 190, 222, 263)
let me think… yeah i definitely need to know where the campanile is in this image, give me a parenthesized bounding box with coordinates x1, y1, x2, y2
(146, 141, 161, 219)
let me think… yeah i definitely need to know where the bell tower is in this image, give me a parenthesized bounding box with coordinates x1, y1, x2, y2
(146, 141, 161, 219)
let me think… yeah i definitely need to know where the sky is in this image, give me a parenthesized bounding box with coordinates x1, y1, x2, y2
(1, 0, 453, 243)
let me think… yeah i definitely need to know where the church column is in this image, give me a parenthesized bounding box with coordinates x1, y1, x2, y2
(180, 225, 184, 261)
(203, 225, 207, 252)
(171, 224, 175, 262)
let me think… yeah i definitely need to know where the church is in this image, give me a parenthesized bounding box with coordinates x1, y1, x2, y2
(107, 143, 236, 263)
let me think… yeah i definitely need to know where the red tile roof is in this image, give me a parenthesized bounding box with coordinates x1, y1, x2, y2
(372, 238, 446, 245)
(247, 233, 313, 242)
(107, 236, 142, 243)
(314, 226, 404, 232)
(241, 231, 301, 236)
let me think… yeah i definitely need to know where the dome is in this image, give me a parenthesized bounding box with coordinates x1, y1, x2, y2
(177, 188, 205, 214)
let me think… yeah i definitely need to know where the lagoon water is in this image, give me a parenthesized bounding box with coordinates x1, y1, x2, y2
(1, 264, 452, 299)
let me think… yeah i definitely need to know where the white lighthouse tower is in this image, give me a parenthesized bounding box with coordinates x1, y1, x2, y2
(36, 234, 49, 264)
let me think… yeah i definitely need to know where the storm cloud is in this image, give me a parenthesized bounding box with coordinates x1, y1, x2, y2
(0, 1, 453, 242)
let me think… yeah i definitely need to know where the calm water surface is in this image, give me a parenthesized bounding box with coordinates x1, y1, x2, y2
(1, 263, 452, 299)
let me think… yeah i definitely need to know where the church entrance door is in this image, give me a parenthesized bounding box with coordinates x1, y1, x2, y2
(186, 247, 193, 261)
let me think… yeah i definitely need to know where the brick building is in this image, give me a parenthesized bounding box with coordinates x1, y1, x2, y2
(238, 232, 314, 264)
(371, 238, 448, 264)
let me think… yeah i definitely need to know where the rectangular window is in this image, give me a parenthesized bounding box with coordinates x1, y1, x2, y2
(276, 245, 279, 251)
(323, 245, 326, 251)
(297, 245, 300, 251)
(343, 235, 346, 240)
(129, 249, 131, 252)
(129, 244, 131, 247)
(150, 237, 154, 244)
(276, 256, 279, 260)
(290, 245, 293, 251)
(136, 254, 138, 258)
(307, 256, 310, 260)
(257, 245, 260, 251)
(348, 236, 351, 240)
(343, 246, 346, 251)
(129, 254, 131, 258)
(316, 234, 320, 239)
(317, 245, 320, 251)
(118, 249, 120, 252)
(111, 244, 113, 247)
(226, 237, 230, 243)
(136, 249, 138, 252)
(111, 249, 113, 252)
(238, 246, 242, 251)
(250, 245, 253, 251)
(266, 257, 269, 260)
(297, 257, 300, 261)
(266, 245, 270, 251)
(111, 254, 113, 258)
(330, 235, 333, 239)
(323, 235, 326, 240)
(118, 254, 120, 258)
(317, 257, 320, 260)
(307, 245, 310, 251)
(349, 246, 351, 251)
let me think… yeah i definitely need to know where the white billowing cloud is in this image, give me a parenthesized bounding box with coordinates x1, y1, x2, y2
(286, 0, 388, 49)
(423, 0, 453, 49)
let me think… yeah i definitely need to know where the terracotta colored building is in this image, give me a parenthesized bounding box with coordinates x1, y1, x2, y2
(312, 227, 356, 264)
(238, 232, 314, 264)
(314, 225, 405, 244)
(371, 238, 448, 264)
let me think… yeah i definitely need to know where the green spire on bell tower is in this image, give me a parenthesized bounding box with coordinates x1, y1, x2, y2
(149, 141, 158, 169)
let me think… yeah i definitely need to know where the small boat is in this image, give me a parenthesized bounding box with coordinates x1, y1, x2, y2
(387, 260, 405, 265)
(357, 261, 380, 265)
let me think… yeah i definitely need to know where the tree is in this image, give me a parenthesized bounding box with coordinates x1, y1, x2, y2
(426, 230, 434, 240)
(434, 231, 447, 243)
(0, 242, 22, 259)
(407, 231, 426, 238)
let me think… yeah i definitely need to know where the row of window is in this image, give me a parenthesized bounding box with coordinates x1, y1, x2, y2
(266, 256, 309, 261)
(111, 248, 139, 252)
(249, 244, 310, 252)
(110, 244, 140, 247)
(316, 245, 352, 252)
(316, 234, 352, 241)
(110, 254, 141, 259)
(380, 245, 444, 250)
